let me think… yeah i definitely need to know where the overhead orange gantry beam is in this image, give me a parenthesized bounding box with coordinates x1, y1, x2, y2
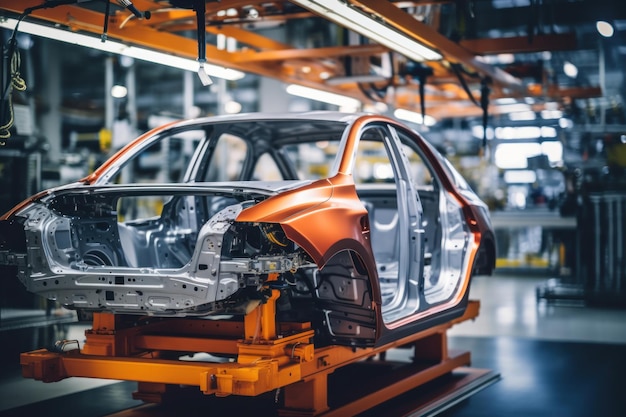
(292, 0, 591, 111)
(0, 0, 371, 97)
(0, 0, 600, 116)
(351, 0, 524, 90)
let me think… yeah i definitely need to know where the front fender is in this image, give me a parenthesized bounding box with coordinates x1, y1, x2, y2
(237, 175, 375, 271)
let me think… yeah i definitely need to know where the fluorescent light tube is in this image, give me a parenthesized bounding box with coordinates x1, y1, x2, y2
(325, 74, 387, 85)
(508, 111, 537, 121)
(0, 18, 245, 81)
(286, 84, 361, 109)
(503, 170, 537, 184)
(291, 0, 442, 62)
(394, 108, 437, 126)
(596, 20, 614, 38)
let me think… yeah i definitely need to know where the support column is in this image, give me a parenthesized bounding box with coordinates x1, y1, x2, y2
(105, 56, 114, 131)
(259, 77, 290, 113)
(281, 376, 330, 416)
(38, 39, 62, 163)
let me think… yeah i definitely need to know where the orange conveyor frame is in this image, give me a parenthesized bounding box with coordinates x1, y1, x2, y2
(19, 292, 484, 417)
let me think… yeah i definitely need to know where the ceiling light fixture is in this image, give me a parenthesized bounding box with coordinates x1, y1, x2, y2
(0, 17, 246, 81)
(563, 61, 578, 78)
(286, 84, 361, 110)
(508, 111, 536, 121)
(326, 74, 388, 86)
(540, 109, 563, 120)
(503, 170, 537, 184)
(495, 103, 533, 114)
(290, 0, 442, 62)
(110, 85, 128, 98)
(596, 20, 614, 38)
(224, 100, 242, 114)
(394, 108, 437, 126)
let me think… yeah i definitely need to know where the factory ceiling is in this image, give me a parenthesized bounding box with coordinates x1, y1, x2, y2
(0, 0, 624, 126)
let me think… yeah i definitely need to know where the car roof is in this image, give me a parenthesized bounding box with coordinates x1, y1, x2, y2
(172, 111, 371, 129)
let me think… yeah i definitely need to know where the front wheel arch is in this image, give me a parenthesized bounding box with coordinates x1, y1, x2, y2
(308, 247, 380, 347)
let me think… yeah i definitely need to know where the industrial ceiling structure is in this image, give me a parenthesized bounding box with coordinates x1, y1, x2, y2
(0, 0, 623, 124)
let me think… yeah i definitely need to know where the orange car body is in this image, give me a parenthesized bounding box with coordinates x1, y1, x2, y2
(0, 112, 494, 347)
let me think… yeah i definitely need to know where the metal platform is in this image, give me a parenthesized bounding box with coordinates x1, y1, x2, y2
(19, 300, 497, 416)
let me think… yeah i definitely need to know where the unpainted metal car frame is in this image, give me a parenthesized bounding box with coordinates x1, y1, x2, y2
(0, 112, 495, 347)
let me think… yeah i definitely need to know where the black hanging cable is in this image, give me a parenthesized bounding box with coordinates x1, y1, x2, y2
(356, 52, 395, 104)
(450, 62, 491, 150)
(0, 11, 30, 143)
(0, 0, 94, 143)
(367, 82, 387, 99)
(0, 42, 26, 142)
(168, 0, 210, 85)
(357, 79, 389, 101)
(450, 62, 479, 107)
(397, 61, 432, 123)
(414, 64, 432, 122)
(116, 0, 147, 19)
(194, 0, 212, 86)
(527, 0, 538, 44)
(419, 74, 426, 120)
(357, 82, 383, 103)
(102, 0, 111, 42)
(1, 0, 154, 143)
(480, 77, 491, 149)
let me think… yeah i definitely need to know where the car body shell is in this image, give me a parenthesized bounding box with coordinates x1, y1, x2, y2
(0, 112, 495, 347)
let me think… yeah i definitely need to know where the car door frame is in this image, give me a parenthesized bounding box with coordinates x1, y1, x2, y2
(360, 123, 426, 324)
